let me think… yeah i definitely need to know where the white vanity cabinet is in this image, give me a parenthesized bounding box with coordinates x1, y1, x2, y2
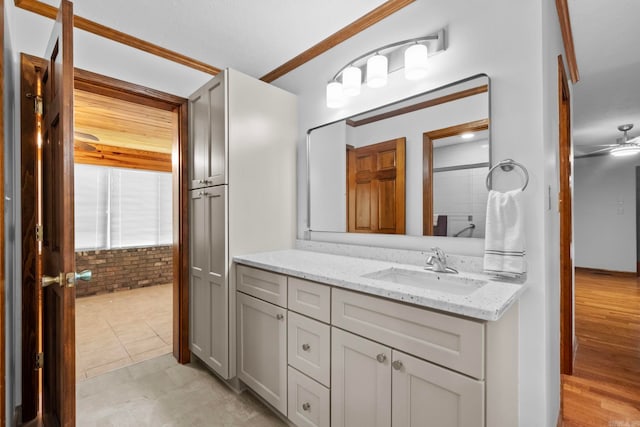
(237, 291, 288, 414)
(235, 264, 518, 427)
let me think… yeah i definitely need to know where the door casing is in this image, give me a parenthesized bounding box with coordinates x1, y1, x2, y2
(19, 53, 190, 424)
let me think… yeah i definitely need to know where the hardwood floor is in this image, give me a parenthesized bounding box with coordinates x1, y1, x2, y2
(562, 270, 640, 426)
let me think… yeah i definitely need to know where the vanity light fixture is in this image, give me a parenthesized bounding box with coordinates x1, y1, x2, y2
(325, 28, 446, 108)
(404, 43, 429, 80)
(367, 54, 388, 88)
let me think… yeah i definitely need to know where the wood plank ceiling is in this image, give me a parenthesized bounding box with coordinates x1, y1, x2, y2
(74, 89, 174, 171)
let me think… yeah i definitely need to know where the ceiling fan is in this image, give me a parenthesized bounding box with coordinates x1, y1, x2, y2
(74, 131, 99, 152)
(580, 124, 640, 158)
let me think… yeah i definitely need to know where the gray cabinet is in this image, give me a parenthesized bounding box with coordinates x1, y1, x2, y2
(188, 68, 297, 381)
(237, 292, 288, 414)
(189, 185, 228, 376)
(189, 72, 226, 189)
(392, 350, 484, 427)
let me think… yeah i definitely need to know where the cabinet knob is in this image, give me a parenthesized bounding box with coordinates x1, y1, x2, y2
(392, 360, 403, 370)
(276, 313, 284, 320)
(302, 402, 311, 411)
(302, 343, 311, 352)
(376, 353, 387, 363)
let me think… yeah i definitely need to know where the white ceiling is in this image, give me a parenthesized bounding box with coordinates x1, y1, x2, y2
(7, 0, 387, 96)
(568, 0, 640, 153)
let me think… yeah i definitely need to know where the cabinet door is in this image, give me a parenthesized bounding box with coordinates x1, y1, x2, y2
(189, 191, 210, 360)
(237, 292, 287, 415)
(331, 328, 391, 427)
(188, 72, 226, 189)
(392, 350, 484, 427)
(204, 185, 228, 377)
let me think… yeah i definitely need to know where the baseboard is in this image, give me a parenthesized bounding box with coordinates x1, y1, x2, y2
(575, 267, 637, 278)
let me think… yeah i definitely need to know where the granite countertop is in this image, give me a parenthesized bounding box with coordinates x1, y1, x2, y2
(233, 249, 526, 321)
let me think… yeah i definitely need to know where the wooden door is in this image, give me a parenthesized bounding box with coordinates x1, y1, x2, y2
(392, 350, 484, 427)
(347, 138, 405, 234)
(237, 292, 287, 414)
(40, 1, 75, 425)
(331, 327, 391, 427)
(558, 56, 573, 375)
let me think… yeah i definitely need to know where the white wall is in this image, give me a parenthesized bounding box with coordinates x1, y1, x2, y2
(273, 0, 566, 425)
(309, 121, 347, 231)
(3, 3, 20, 424)
(574, 155, 637, 272)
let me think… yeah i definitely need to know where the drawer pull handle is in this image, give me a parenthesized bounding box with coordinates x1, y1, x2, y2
(302, 402, 311, 411)
(376, 353, 387, 363)
(302, 343, 311, 352)
(276, 313, 284, 320)
(392, 360, 403, 370)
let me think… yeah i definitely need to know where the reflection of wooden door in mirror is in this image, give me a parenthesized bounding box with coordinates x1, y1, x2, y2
(423, 119, 489, 236)
(347, 138, 405, 234)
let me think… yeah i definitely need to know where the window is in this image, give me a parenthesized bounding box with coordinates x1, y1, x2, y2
(74, 164, 172, 250)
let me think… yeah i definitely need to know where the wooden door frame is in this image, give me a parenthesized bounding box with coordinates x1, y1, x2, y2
(20, 54, 190, 422)
(73, 66, 192, 365)
(422, 119, 489, 235)
(558, 55, 573, 375)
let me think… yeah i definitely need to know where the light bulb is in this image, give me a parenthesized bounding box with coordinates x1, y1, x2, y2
(342, 66, 362, 97)
(366, 54, 388, 88)
(404, 43, 428, 80)
(326, 81, 345, 109)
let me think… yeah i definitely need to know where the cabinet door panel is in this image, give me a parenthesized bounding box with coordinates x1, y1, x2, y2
(331, 327, 391, 427)
(237, 292, 287, 415)
(189, 192, 209, 359)
(206, 73, 226, 186)
(392, 350, 484, 427)
(189, 72, 226, 189)
(205, 186, 229, 377)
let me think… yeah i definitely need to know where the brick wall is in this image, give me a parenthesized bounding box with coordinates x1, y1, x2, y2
(75, 245, 173, 297)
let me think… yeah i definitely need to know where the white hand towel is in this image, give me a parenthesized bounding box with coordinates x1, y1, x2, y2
(483, 189, 526, 277)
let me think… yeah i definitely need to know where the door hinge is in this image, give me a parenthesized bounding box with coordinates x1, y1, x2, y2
(35, 224, 43, 242)
(36, 352, 44, 369)
(25, 93, 43, 115)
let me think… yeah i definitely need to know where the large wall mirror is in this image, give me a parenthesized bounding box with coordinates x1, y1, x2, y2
(308, 74, 490, 240)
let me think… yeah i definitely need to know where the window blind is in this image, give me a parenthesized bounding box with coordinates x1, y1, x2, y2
(74, 164, 172, 250)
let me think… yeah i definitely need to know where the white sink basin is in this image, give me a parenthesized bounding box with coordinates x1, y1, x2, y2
(361, 267, 487, 296)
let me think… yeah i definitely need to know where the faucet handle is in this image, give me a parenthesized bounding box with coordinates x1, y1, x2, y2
(431, 247, 446, 262)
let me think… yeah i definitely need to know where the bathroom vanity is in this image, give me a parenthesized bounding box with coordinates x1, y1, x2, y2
(233, 248, 524, 427)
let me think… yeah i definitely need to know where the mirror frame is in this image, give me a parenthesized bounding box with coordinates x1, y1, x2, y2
(305, 73, 491, 240)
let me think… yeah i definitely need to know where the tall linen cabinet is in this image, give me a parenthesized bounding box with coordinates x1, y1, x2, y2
(188, 68, 297, 379)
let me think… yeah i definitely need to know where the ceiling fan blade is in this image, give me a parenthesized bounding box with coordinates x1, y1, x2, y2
(575, 146, 613, 156)
(74, 131, 100, 142)
(74, 140, 98, 152)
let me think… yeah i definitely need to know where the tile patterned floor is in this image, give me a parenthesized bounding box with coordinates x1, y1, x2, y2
(77, 354, 286, 427)
(76, 284, 173, 381)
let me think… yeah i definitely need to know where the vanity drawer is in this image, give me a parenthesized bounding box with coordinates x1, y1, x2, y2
(288, 311, 331, 386)
(236, 265, 287, 308)
(288, 367, 330, 427)
(332, 288, 485, 379)
(288, 277, 331, 323)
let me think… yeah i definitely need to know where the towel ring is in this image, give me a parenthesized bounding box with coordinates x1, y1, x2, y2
(485, 159, 529, 191)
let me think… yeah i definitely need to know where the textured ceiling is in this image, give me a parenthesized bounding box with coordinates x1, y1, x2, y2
(568, 0, 640, 152)
(9, 0, 387, 96)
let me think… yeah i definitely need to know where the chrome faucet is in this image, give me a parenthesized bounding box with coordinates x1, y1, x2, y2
(425, 247, 458, 274)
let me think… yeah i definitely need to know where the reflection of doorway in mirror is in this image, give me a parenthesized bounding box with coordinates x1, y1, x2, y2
(347, 138, 406, 234)
(423, 119, 490, 238)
